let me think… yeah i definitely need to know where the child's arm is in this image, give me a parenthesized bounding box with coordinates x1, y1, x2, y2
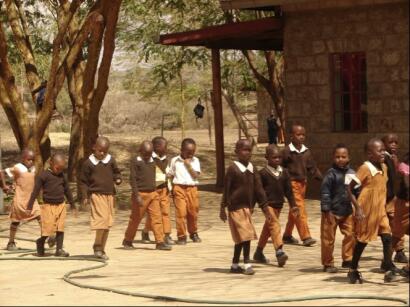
(111, 157, 122, 185)
(79, 162, 91, 205)
(254, 171, 272, 221)
(284, 172, 299, 216)
(0, 170, 10, 193)
(27, 173, 43, 211)
(220, 167, 233, 222)
(63, 173, 78, 216)
(129, 159, 142, 205)
(306, 151, 323, 180)
(320, 172, 334, 223)
(346, 180, 365, 221)
(184, 158, 200, 180)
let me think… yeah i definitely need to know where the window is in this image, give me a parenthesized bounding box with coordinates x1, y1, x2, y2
(331, 52, 367, 132)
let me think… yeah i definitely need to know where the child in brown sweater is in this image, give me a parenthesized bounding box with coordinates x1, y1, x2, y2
(27, 153, 75, 257)
(253, 145, 299, 267)
(220, 139, 269, 275)
(282, 124, 322, 247)
(122, 141, 172, 251)
(80, 136, 122, 260)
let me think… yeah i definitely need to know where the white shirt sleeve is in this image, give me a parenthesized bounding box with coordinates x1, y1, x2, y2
(5, 167, 14, 178)
(345, 171, 361, 188)
(167, 158, 176, 177)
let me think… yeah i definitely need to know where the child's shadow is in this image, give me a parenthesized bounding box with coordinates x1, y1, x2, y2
(298, 267, 325, 273)
(114, 247, 155, 251)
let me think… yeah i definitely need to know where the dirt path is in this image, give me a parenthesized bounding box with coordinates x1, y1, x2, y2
(1, 187, 408, 306)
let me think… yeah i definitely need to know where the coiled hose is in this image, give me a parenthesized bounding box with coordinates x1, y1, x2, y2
(0, 227, 408, 305)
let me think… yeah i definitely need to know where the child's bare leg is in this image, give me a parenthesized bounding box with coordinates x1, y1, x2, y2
(7, 222, 20, 250)
(36, 217, 56, 248)
(102, 230, 109, 253)
(94, 229, 108, 260)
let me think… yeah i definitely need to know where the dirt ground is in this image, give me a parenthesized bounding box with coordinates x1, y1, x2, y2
(0, 130, 409, 306)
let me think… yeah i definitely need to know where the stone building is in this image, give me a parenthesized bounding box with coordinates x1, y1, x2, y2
(223, 0, 409, 172)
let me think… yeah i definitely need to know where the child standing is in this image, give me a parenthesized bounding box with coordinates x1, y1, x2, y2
(282, 124, 322, 246)
(347, 138, 401, 283)
(27, 153, 75, 257)
(80, 136, 122, 260)
(392, 152, 409, 279)
(220, 139, 269, 275)
(0, 150, 42, 251)
(122, 141, 172, 251)
(168, 138, 201, 245)
(320, 144, 358, 273)
(382, 134, 408, 263)
(141, 136, 174, 245)
(253, 144, 299, 267)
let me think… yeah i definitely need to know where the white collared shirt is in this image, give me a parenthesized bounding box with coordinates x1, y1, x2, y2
(5, 163, 35, 178)
(364, 161, 384, 177)
(266, 165, 282, 177)
(289, 142, 308, 154)
(168, 155, 201, 186)
(136, 156, 154, 163)
(234, 161, 254, 173)
(152, 152, 167, 161)
(89, 154, 112, 166)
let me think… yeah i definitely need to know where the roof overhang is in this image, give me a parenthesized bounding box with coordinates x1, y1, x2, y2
(159, 17, 283, 51)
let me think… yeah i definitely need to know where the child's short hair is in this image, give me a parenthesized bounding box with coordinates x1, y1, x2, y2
(333, 143, 349, 154)
(152, 136, 167, 146)
(50, 152, 65, 163)
(364, 138, 383, 152)
(235, 139, 252, 150)
(181, 138, 196, 149)
(266, 144, 280, 156)
(94, 136, 110, 147)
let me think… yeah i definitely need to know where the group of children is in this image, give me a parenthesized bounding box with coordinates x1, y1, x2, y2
(220, 126, 409, 283)
(0, 126, 408, 284)
(0, 136, 202, 260)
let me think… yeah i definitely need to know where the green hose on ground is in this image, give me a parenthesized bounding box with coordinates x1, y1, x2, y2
(0, 228, 408, 305)
(0, 256, 408, 305)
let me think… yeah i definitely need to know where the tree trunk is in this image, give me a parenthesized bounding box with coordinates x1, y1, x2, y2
(178, 71, 186, 139)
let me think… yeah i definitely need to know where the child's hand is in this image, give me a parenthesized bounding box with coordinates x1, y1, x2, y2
(2, 185, 11, 194)
(82, 198, 89, 208)
(115, 178, 122, 185)
(184, 158, 192, 165)
(355, 207, 365, 221)
(219, 207, 227, 222)
(290, 206, 300, 217)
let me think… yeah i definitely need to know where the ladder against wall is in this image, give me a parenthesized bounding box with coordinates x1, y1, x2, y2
(238, 112, 258, 140)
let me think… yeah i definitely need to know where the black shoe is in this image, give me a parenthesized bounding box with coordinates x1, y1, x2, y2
(176, 237, 187, 245)
(380, 261, 401, 273)
(342, 261, 352, 269)
(156, 242, 172, 251)
(36, 238, 45, 257)
(6, 242, 18, 251)
(230, 266, 244, 274)
(141, 231, 151, 244)
(384, 269, 401, 283)
(190, 233, 202, 243)
(283, 235, 299, 244)
(323, 265, 338, 273)
(253, 249, 269, 264)
(348, 270, 363, 284)
(55, 249, 70, 257)
(276, 249, 288, 267)
(164, 234, 174, 245)
(47, 236, 56, 248)
(394, 250, 409, 263)
(302, 237, 317, 246)
(122, 240, 135, 249)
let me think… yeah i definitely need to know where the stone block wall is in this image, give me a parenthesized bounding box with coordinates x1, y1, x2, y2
(283, 1, 409, 178)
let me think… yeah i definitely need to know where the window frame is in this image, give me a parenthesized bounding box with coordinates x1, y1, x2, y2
(329, 52, 368, 133)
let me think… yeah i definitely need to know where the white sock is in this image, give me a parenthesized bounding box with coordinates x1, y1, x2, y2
(231, 263, 239, 269)
(244, 263, 252, 269)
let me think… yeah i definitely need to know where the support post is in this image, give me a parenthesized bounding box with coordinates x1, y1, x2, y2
(211, 49, 225, 188)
